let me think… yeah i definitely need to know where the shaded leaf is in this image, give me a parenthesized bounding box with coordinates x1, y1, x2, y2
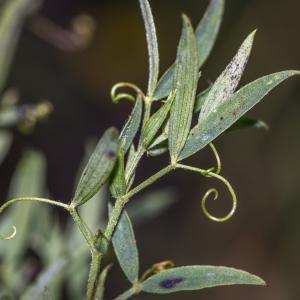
(142, 93, 174, 148)
(169, 15, 198, 163)
(127, 188, 177, 225)
(72, 127, 119, 207)
(194, 86, 211, 113)
(109, 204, 139, 283)
(97, 264, 112, 300)
(0, 130, 12, 164)
(21, 260, 66, 300)
(110, 145, 126, 198)
(0, 0, 38, 92)
(199, 30, 256, 122)
(141, 265, 265, 294)
(153, 0, 224, 100)
(120, 95, 143, 153)
(180, 71, 300, 160)
(139, 0, 159, 96)
(227, 117, 269, 133)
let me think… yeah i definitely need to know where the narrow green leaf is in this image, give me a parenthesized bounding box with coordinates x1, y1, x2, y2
(21, 260, 66, 300)
(153, 0, 224, 100)
(142, 92, 174, 148)
(179, 70, 300, 160)
(109, 204, 139, 283)
(97, 264, 113, 300)
(195, 0, 224, 68)
(169, 15, 199, 163)
(110, 145, 126, 198)
(120, 95, 143, 153)
(72, 127, 119, 207)
(141, 265, 265, 294)
(227, 117, 269, 133)
(125, 144, 137, 190)
(139, 0, 159, 96)
(194, 86, 211, 113)
(199, 30, 256, 122)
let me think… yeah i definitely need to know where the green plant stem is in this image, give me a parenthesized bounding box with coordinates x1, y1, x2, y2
(104, 164, 174, 265)
(69, 208, 94, 250)
(113, 284, 141, 300)
(69, 207, 104, 299)
(87, 252, 103, 300)
(0, 197, 69, 214)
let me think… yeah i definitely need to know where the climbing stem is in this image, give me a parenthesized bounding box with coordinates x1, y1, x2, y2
(113, 283, 141, 300)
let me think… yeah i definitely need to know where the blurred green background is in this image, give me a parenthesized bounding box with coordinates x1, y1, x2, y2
(1, 0, 300, 299)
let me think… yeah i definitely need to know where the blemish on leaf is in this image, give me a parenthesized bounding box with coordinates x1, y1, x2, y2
(106, 149, 116, 158)
(160, 277, 184, 289)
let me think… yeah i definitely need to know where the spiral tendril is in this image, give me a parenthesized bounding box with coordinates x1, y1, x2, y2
(111, 82, 144, 104)
(0, 225, 17, 240)
(200, 171, 237, 222)
(208, 143, 221, 175)
(176, 163, 237, 223)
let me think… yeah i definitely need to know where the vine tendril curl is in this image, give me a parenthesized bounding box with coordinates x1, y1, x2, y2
(0, 197, 69, 242)
(0, 225, 17, 240)
(111, 82, 144, 104)
(208, 143, 221, 175)
(176, 163, 237, 223)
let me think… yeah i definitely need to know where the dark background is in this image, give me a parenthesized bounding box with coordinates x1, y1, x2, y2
(1, 0, 300, 299)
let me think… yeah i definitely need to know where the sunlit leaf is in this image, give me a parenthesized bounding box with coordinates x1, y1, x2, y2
(109, 203, 139, 283)
(153, 0, 224, 100)
(139, 0, 159, 96)
(199, 31, 256, 122)
(196, 0, 224, 68)
(120, 95, 143, 153)
(169, 15, 198, 163)
(72, 127, 119, 207)
(141, 265, 265, 294)
(180, 71, 300, 160)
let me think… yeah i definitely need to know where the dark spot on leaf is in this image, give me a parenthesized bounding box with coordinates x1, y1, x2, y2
(106, 149, 116, 159)
(220, 116, 224, 121)
(160, 278, 184, 289)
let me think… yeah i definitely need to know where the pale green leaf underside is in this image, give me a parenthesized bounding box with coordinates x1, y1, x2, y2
(199, 30, 256, 122)
(72, 127, 119, 206)
(139, 0, 159, 96)
(120, 95, 143, 153)
(153, 0, 224, 100)
(179, 70, 300, 160)
(141, 265, 265, 294)
(109, 204, 139, 283)
(169, 15, 199, 163)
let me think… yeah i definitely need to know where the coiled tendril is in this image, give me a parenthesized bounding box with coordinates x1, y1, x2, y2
(111, 82, 144, 104)
(0, 225, 17, 240)
(177, 143, 237, 222)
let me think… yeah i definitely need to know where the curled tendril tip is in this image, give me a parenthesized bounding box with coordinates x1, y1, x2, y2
(177, 142, 237, 223)
(111, 82, 144, 104)
(0, 225, 17, 240)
